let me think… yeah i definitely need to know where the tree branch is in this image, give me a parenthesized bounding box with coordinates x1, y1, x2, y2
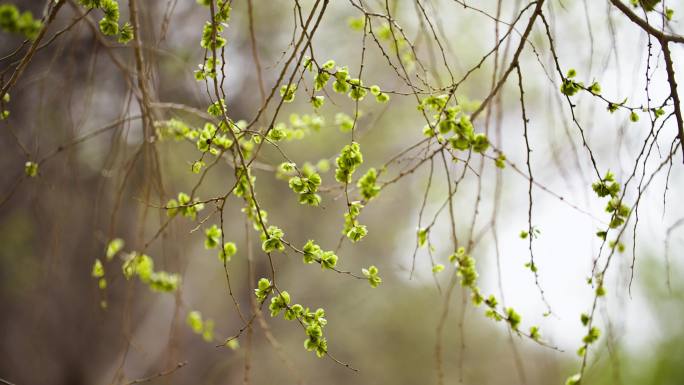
(661, 41, 684, 163)
(0, 0, 65, 98)
(471, 0, 545, 121)
(607, 0, 684, 44)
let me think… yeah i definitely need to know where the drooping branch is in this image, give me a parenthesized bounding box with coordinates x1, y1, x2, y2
(607, 0, 684, 162)
(471, 0, 545, 121)
(0, 0, 65, 98)
(607, 0, 684, 44)
(661, 41, 684, 163)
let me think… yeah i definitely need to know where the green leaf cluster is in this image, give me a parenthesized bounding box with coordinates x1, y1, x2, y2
(200, 21, 226, 50)
(335, 142, 363, 183)
(280, 84, 297, 103)
(288, 167, 322, 206)
(302, 240, 338, 270)
(24, 161, 38, 177)
(220, 242, 237, 263)
(261, 225, 285, 253)
(560, 69, 583, 96)
(450, 247, 478, 288)
(195, 57, 221, 80)
(257, 283, 330, 358)
(419, 97, 489, 153)
(343, 201, 367, 242)
(106, 238, 125, 260)
(166, 192, 205, 220)
(357, 168, 380, 201)
(592, 171, 630, 230)
(204, 224, 221, 249)
(186, 310, 215, 342)
(362, 265, 381, 288)
(254, 278, 272, 302)
(78, 0, 133, 43)
(122, 252, 180, 293)
(0, 3, 41, 39)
